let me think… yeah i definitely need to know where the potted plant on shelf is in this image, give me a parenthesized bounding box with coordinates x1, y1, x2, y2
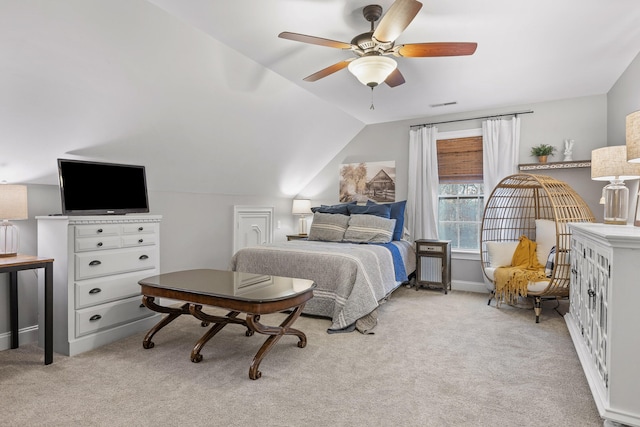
(530, 144, 556, 163)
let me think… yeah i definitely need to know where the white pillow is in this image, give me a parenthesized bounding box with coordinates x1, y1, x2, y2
(535, 219, 556, 267)
(486, 241, 520, 267)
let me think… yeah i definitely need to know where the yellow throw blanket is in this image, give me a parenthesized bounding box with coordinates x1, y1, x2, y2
(494, 235, 548, 303)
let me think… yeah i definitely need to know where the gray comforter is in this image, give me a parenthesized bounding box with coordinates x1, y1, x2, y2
(229, 240, 415, 331)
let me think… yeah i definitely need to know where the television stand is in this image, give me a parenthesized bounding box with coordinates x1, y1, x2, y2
(37, 214, 162, 356)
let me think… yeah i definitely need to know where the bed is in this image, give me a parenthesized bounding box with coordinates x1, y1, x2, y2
(229, 201, 416, 333)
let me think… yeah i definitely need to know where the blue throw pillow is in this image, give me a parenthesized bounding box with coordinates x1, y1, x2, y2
(346, 203, 391, 218)
(388, 200, 406, 241)
(310, 201, 356, 215)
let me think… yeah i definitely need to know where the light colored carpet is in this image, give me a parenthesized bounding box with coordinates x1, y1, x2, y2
(0, 287, 602, 427)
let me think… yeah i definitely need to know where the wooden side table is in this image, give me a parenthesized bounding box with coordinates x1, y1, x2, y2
(415, 240, 451, 294)
(286, 235, 308, 241)
(0, 254, 54, 364)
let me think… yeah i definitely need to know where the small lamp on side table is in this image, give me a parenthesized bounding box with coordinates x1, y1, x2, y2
(0, 184, 28, 257)
(291, 199, 312, 236)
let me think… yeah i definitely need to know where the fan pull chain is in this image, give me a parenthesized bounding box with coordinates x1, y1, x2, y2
(370, 87, 375, 110)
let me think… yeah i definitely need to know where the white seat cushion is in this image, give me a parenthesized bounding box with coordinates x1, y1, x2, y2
(485, 236, 554, 294)
(485, 267, 550, 292)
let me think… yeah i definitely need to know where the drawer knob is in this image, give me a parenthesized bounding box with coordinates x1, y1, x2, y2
(139, 255, 149, 260)
(89, 288, 102, 294)
(97, 228, 103, 233)
(89, 314, 102, 322)
(138, 239, 144, 244)
(138, 227, 144, 231)
(89, 260, 102, 266)
(97, 242, 103, 247)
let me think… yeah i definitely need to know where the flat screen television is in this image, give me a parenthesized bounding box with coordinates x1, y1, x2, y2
(58, 159, 150, 215)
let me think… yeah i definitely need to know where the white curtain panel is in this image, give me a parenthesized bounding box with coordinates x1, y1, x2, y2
(482, 117, 521, 201)
(407, 126, 439, 240)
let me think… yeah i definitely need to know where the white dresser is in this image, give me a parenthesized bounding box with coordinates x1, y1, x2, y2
(37, 215, 162, 356)
(566, 223, 640, 427)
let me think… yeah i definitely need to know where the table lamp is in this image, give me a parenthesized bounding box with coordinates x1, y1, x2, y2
(591, 146, 640, 224)
(0, 184, 28, 257)
(291, 199, 312, 236)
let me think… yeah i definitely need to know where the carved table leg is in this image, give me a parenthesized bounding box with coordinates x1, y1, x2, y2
(246, 303, 307, 380)
(141, 297, 190, 349)
(188, 305, 246, 363)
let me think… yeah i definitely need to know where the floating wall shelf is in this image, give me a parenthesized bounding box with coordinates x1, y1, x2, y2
(518, 160, 591, 171)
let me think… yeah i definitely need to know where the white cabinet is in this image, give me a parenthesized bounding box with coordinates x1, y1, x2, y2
(566, 223, 640, 427)
(37, 215, 162, 356)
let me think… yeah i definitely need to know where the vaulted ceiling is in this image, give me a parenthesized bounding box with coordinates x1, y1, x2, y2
(2, 0, 639, 198)
(150, 0, 640, 123)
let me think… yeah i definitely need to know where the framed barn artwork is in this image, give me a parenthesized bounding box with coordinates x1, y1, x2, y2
(339, 161, 395, 203)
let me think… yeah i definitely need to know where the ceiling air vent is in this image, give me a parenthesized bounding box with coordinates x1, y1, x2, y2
(430, 101, 457, 108)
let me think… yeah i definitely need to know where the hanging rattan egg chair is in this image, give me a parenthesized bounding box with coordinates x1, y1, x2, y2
(480, 173, 595, 322)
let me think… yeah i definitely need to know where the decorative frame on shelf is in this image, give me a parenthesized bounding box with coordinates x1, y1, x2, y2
(518, 160, 591, 171)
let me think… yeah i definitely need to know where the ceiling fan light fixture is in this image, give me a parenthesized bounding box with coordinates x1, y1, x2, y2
(348, 55, 397, 87)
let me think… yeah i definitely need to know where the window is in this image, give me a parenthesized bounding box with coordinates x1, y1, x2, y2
(436, 135, 484, 250)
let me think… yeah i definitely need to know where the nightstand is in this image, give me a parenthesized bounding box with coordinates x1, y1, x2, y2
(415, 239, 451, 294)
(286, 234, 308, 241)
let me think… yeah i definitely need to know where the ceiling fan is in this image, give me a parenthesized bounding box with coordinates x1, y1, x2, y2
(278, 0, 477, 89)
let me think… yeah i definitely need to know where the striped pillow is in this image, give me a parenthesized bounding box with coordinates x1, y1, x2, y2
(307, 212, 350, 242)
(343, 214, 396, 243)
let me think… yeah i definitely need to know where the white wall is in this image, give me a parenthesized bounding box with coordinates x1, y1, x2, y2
(302, 95, 607, 204)
(607, 50, 640, 233)
(0, 0, 364, 195)
(608, 51, 640, 145)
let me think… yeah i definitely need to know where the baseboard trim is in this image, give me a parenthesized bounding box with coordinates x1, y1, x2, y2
(451, 280, 488, 294)
(0, 325, 39, 351)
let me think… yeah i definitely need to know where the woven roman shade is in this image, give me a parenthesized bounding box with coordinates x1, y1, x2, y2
(437, 136, 483, 183)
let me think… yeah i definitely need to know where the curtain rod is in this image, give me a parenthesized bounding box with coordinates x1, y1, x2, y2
(409, 110, 534, 128)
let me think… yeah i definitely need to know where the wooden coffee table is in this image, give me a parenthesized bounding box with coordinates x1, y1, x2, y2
(138, 269, 315, 380)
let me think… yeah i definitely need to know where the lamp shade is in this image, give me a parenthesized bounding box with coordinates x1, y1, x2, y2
(291, 199, 312, 215)
(0, 184, 27, 256)
(591, 146, 640, 181)
(626, 110, 640, 163)
(348, 56, 397, 87)
(0, 184, 28, 220)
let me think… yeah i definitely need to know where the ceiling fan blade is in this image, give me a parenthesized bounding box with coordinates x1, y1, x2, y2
(278, 32, 354, 50)
(303, 59, 354, 82)
(372, 0, 423, 44)
(396, 42, 478, 57)
(385, 68, 406, 87)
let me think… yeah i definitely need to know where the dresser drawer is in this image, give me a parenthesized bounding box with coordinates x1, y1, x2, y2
(75, 295, 153, 337)
(75, 236, 122, 252)
(75, 224, 120, 237)
(122, 223, 156, 235)
(75, 247, 157, 280)
(122, 234, 157, 248)
(75, 271, 151, 309)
